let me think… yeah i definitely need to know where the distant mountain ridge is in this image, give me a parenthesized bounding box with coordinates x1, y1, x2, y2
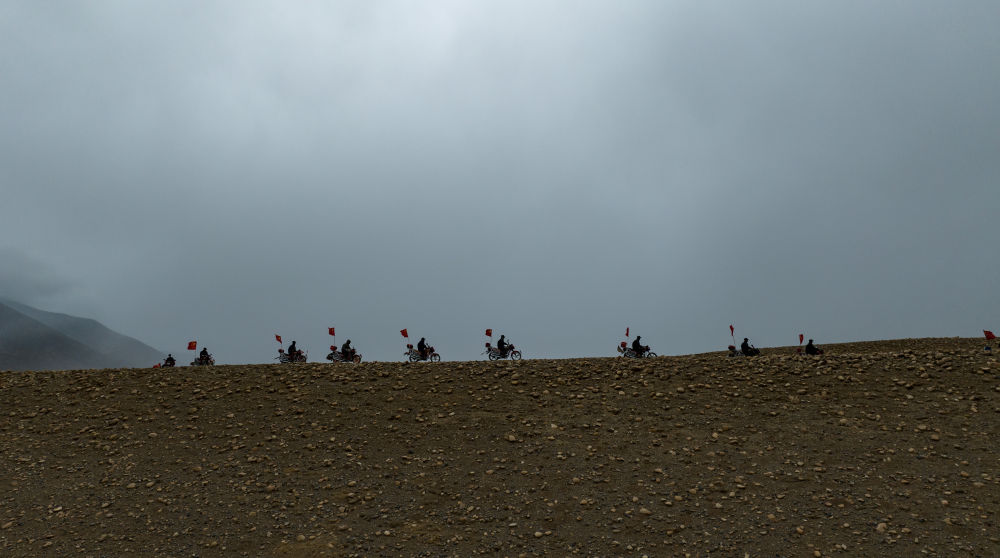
(0, 299, 164, 371)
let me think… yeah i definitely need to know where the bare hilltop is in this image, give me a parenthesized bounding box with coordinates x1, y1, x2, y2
(2, 337, 998, 557)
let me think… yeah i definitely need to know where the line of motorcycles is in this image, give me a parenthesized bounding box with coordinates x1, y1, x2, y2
(161, 338, 658, 367)
(160, 354, 215, 367)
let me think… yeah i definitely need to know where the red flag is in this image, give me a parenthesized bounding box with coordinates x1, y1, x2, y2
(187, 341, 197, 350)
(328, 327, 335, 336)
(485, 328, 492, 337)
(275, 334, 282, 344)
(986, 330, 996, 340)
(799, 334, 804, 344)
(400, 329, 408, 338)
(729, 325, 734, 336)
(626, 327, 629, 337)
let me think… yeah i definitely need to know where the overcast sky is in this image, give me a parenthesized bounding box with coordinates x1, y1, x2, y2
(1, 1, 998, 364)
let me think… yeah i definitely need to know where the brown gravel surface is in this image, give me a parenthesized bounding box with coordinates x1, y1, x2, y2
(2, 337, 998, 557)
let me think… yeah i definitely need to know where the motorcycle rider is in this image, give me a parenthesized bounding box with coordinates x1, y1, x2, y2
(805, 339, 823, 356)
(341, 339, 354, 361)
(199, 347, 210, 364)
(632, 335, 647, 357)
(497, 335, 508, 355)
(417, 337, 428, 360)
(164, 354, 176, 367)
(288, 341, 298, 362)
(741, 338, 760, 356)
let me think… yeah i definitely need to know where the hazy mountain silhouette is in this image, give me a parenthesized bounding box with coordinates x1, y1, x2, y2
(0, 299, 164, 371)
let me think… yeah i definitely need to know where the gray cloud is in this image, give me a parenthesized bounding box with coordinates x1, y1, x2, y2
(0, 246, 76, 304)
(1, 1, 997, 363)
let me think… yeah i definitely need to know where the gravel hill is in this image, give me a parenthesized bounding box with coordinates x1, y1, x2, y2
(1, 337, 997, 557)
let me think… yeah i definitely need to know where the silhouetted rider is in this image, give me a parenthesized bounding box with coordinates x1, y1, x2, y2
(741, 338, 759, 356)
(632, 335, 646, 357)
(417, 337, 427, 360)
(805, 339, 822, 356)
(497, 335, 508, 353)
(200, 347, 209, 363)
(341, 339, 354, 360)
(164, 354, 176, 367)
(288, 341, 298, 361)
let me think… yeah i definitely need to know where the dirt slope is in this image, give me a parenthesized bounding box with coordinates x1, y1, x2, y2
(2, 338, 998, 557)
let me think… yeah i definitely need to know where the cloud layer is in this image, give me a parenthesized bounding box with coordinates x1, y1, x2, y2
(1, 1, 997, 362)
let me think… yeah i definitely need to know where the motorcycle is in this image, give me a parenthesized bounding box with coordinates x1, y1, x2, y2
(483, 341, 522, 361)
(326, 346, 362, 363)
(161, 357, 176, 368)
(405, 343, 440, 362)
(617, 341, 657, 358)
(277, 348, 307, 363)
(190, 354, 215, 366)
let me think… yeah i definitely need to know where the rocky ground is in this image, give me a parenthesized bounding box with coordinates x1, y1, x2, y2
(2, 337, 998, 557)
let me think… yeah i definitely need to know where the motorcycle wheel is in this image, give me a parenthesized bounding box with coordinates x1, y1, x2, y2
(511, 351, 522, 361)
(408, 353, 420, 363)
(646, 352, 657, 357)
(353, 355, 362, 363)
(488, 352, 498, 361)
(430, 353, 441, 363)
